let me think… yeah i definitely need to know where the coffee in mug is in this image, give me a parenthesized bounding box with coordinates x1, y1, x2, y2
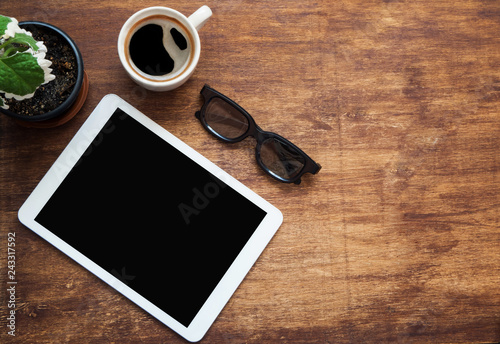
(118, 6, 212, 91)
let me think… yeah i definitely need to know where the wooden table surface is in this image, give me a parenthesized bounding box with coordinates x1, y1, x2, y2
(1, 0, 499, 343)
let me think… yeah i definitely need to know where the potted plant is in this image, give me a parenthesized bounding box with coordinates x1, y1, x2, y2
(0, 15, 88, 127)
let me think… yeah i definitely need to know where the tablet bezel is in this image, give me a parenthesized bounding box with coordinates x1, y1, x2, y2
(18, 94, 283, 342)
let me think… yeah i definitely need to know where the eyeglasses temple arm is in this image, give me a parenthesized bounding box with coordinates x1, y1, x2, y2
(315, 163, 322, 174)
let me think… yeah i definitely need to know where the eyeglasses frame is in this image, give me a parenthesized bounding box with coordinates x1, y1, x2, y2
(195, 84, 321, 184)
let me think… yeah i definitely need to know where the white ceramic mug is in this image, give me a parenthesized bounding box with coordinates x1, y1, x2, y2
(118, 6, 212, 91)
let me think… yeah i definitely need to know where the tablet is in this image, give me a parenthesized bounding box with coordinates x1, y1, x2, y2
(18, 94, 283, 342)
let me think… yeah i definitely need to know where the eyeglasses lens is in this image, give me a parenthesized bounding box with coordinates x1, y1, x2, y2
(205, 98, 249, 140)
(260, 138, 305, 180)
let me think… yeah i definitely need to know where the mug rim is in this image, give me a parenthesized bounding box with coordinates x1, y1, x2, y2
(118, 6, 202, 89)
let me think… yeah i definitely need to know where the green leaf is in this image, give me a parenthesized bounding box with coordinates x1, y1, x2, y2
(4, 44, 29, 57)
(0, 52, 44, 97)
(0, 15, 12, 37)
(5, 32, 39, 51)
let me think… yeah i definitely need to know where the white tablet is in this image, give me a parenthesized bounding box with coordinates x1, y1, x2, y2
(18, 94, 283, 342)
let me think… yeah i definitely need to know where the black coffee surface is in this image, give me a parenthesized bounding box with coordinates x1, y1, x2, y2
(129, 24, 174, 76)
(170, 28, 187, 50)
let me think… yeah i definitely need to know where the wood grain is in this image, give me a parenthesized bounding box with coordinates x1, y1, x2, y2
(1, 0, 499, 343)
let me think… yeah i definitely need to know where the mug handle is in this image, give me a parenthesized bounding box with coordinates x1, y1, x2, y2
(188, 5, 212, 31)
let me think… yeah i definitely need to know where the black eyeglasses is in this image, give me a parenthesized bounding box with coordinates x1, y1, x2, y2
(195, 85, 321, 184)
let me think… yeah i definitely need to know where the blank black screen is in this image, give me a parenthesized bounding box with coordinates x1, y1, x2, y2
(35, 109, 267, 327)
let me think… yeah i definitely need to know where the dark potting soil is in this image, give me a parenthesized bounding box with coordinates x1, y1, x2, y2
(4, 25, 78, 117)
